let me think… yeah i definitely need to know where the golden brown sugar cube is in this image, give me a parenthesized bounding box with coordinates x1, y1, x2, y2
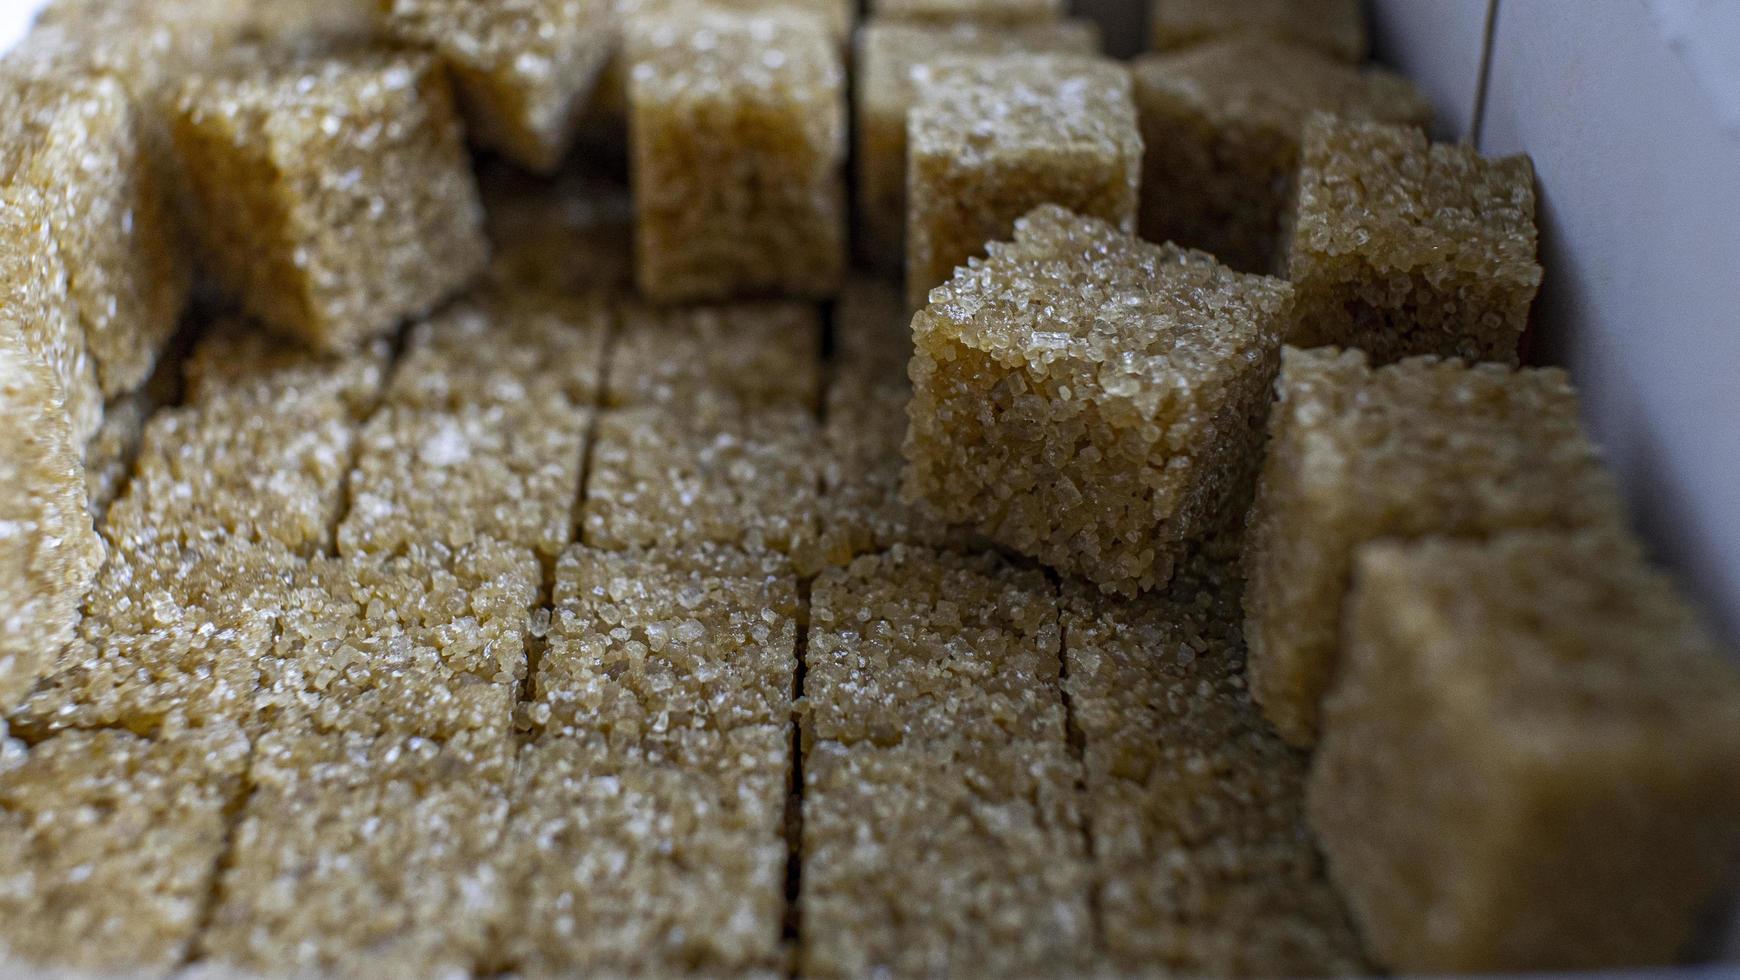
(529, 545, 799, 744)
(906, 54, 1140, 308)
(258, 541, 538, 741)
(1133, 38, 1430, 274)
(628, 9, 846, 303)
(1288, 116, 1541, 364)
(906, 206, 1291, 596)
(1313, 529, 1740, 973)
(497, 731, 790, 976)
(103, 389, 362, 558)
(1062, 546, 1367, 976)
(853, 19, 1099, 271)
(171, 50, 488, 351)
(802, 547, 1092, 977)
(0, 332, 103, 716)
(1149, 0, 1366, 62)
(381, 0, 616, 172)
(0, 73, 191, 398)
(0, 184, 100, 445)
(338, 398, 591, 559)
(1243, 346, 1629, 746)
(183, 323, 391, 420)
(606, 300, 822, 411)
(13, 0, 258, 106)
(0, 725, 250, 975)
(869, 0, 1065, 25)
(12, 539, 296, 738)
(388, 290, 610, 410)
(582, 406, 822, 561)
(200, 728, 512, 977)
(240, 0, 383, 42)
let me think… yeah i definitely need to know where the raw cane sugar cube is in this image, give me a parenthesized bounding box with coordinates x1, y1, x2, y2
(496, 732, 790, 976)
(870, 0, 1065, 25)
(11, 539, 296, 738)
(103, 386, 363, 558)
(388, 290, 609, 411)
(1149, 0, 1367, 62)
(1243, 346, 1628, 746)
(183, 323, 391, 420)
(198, 729, 512, 977)
(0, 73, 191, 398)
(170, 49, 488, 351)
(802, 547, 1092, 977)
(628, 9, 846, 303)
(905, 54, 1140, 308)
(1288, 116, 1541, 364)
(529, 545, 799, 745)
(853, 19, 1100, 271)
(1312, 529, 1740, 973)
(257, 541, 539, 741)
(906, 205, 1291, 596)
(381, 0, 616, 172)
(606, 300, 822, 411)
(0, 184, 100, 444)
(0, 332, 103, 715)
(1062, 543, 1367, 975)
(0, 725, 251, 975)
(337, 397, 591, 559)
(1133, 38, 1430, 274)
(582, 406, 822, 561)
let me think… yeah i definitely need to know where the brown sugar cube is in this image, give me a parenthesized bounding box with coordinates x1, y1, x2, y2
(528, 545, 799, 744)
(1133, 38, 1430, 274)
(257, 541, 539, 741)
(0, 184, 100, 444)
(1287, 116, 1541, 364)
(628, 9, 845, 302)
(906, 205, 1291, 595)
(853, 19, 1099, 271)
(606, 300, 822, 411)
(388, 291, 609, 411)
(171, 49, 488, 351)
(0, 331, 103, 715)
(0, 73, 191, 399)
(0, 725, 251, 975)
(183, 323, 391, 420)
(802, 547, 1091, 977)
(381, 0, 616, 172)
(1312, 529, 1740, 973)
(906, 54, 1140, 308)
(104, 387, 364, 559)
(869, 0, 1065, 25)
(582, 406, 822, 561)
(12, 539, 296, 738)
(497, 731, 791, 976)
(239, 0, 383, 42)
(1062, 541, 1367, 975)
(337, 398, 591, 559)
(1149, 0, 1366, 62)
(1243, 346, 1629, 746)
(199, 728, 512, 977)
